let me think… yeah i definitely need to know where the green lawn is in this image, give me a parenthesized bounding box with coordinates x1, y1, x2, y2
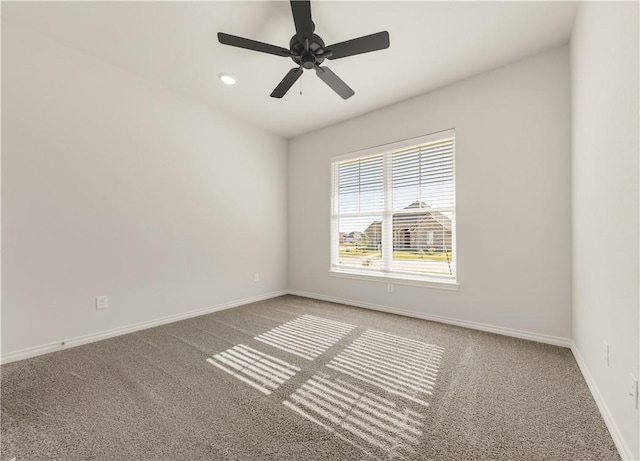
(393, 251, 452, 261)
(339, 247, 452, 262)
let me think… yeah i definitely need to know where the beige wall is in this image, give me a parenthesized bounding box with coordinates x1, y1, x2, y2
(1, 24, 289, 356)
(571, 2, 639, 458)
(289, 46, 572, 341)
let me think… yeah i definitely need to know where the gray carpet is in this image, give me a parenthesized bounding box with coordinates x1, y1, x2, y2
(1, 295, 620, 460)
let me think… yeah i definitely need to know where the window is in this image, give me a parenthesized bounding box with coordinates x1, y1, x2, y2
(331, 129, 456, 287)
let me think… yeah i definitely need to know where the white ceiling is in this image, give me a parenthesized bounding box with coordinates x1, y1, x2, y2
(3, 1, 578, 138)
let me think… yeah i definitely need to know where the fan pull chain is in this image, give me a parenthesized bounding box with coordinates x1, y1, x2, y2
(299, 78, 303, 96)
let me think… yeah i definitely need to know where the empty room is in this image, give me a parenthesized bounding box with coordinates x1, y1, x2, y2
(1, 1, 638, 460)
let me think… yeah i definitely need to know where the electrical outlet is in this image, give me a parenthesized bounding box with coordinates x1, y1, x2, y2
(629, 374, 638, 409)
(387, 283, 393, 293)
(254, 273, 260, 282)
(96, 295, 108, 310)
(603, 341, 609, 367)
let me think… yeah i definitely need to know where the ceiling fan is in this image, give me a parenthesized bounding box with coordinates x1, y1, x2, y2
(217, 0, 390, 99)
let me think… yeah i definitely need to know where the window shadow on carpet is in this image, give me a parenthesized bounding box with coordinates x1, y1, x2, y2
(326, 329, 443, 406)
(283, 372, 428, 458)
(254, 314, 356, 360)
(207, 315, 444, 459)
(207, 344, 300, 395)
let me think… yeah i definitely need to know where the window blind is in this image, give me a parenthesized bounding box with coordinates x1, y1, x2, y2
(337, 155, 384, 214)
(332, 131, 456, 283)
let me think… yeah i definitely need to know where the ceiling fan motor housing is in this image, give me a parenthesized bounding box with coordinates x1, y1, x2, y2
(290, 34, 326, 69)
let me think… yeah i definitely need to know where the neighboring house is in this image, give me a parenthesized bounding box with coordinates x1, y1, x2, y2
(363, 201, 452, 252)
(341, 231, 364, 244)
(363, 221, 382, 249)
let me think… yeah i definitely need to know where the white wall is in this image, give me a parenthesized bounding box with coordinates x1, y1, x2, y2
(571, 2, 639, 459)
(289, 46, 572, 342)
(1, 24, 288, 356)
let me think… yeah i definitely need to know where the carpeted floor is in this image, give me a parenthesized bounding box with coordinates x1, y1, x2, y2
(1, 295, 620, 460)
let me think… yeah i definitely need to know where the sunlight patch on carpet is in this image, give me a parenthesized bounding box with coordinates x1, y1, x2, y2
(254, 314, 356, 360)
(326, 329, 443, 406)
(283, 373, 427, 458)
(207, 344, 300, 395)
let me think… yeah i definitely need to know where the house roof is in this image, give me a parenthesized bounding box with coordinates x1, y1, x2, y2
(363, 202, 452, 234)
(399, 202, 452, 232)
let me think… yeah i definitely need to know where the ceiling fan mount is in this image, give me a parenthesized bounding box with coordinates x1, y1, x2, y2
(289, 32, 328, 69)
(217, 1, 390, 99)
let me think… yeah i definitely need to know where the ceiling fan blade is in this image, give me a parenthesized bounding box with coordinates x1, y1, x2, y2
(218, 32, 291, 57)
(290, 0, 314, 42)
(326, 31, 390, 60)
(315, 66, 354, 99)
(270, 67, 304, 98)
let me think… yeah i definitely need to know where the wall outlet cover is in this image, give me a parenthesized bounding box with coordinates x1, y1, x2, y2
(96, 295, 108, 310)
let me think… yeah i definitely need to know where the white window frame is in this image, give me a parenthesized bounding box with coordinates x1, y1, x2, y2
(330, 129, 458, 290)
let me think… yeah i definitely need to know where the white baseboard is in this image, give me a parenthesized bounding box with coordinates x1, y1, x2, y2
(0, 290, 288, 365)
(287, 289, 572, 348)
(570, 343, 634, 461)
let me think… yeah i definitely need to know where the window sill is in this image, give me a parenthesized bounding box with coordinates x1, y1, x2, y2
(328, 269, 459, 291)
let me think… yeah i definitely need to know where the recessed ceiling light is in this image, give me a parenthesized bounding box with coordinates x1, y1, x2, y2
(218, 73, 237, 85)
